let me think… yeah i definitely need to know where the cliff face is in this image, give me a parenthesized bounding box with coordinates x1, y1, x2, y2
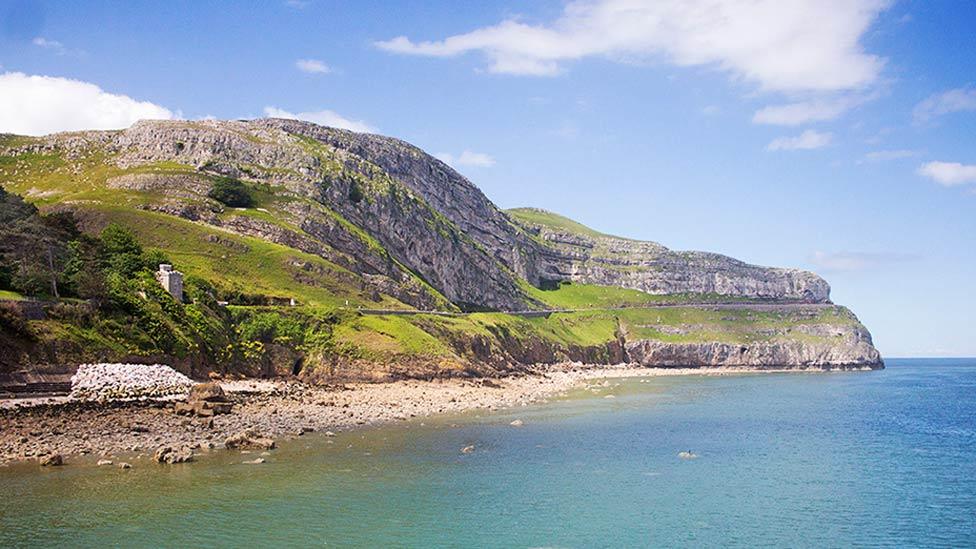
(507, 208, 831, 302)
(26, 119, 830, 308)
(626, 327, 881, 368)
(0, 119, 882, 375)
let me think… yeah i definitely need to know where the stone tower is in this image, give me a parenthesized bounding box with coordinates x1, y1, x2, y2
(156, 264, 184, 302)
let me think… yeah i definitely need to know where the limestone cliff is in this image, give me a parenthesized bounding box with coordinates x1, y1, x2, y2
(0, 118, 882, 376)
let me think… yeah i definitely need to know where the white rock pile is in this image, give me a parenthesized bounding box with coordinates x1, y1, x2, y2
(70, 363, 194, 401)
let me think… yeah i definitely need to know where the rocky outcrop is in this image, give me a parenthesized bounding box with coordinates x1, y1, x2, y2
(174, 382, 233, 416)
(224, 429, 276, 450)
(625, 339, 881, 369)
(153, 445, 194, 464)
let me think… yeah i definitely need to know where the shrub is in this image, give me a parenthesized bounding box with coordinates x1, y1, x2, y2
(348, 180, 364, 203)
(208, 178, 253, 207)
(0, 302, 32, 339)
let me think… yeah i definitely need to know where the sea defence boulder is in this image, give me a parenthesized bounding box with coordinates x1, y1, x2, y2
(69, 363, 194, 401)
(174, 382, 233, 416)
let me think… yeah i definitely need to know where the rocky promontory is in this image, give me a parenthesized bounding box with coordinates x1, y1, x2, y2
(0, 118, 882, 384)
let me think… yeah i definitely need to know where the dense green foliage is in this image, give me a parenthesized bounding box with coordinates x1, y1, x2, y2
(0, 187, 78, 298)
(207, 178, 254, 208)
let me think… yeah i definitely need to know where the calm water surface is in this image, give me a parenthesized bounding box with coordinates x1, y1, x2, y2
(2, 358, 974, 547)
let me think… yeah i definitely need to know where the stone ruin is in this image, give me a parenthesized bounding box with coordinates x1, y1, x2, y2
(156, 264, 183, 302)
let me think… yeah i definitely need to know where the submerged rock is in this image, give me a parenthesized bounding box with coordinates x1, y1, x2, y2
(39, 454, 63, 466)
(224, 430, 276, 451)
(154, 446, 194, 464)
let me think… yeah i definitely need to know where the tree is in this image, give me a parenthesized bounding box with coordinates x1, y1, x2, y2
(100, 223, 145, 277)
(207, 178, 253, 208)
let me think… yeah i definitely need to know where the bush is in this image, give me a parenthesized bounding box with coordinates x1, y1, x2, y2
(0, 302, 33, 339)
(100, 223, 145, 278)
(348, 180, 364, 203)
(208, 178, 253, 208)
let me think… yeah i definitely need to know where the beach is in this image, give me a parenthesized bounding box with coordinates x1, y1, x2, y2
(0, 364, 865, 466)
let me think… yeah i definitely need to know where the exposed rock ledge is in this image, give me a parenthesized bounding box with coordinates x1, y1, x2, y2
(626, 340, 883, 369)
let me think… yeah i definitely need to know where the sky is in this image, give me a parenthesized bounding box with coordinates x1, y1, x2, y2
(0, 0, 974, 357)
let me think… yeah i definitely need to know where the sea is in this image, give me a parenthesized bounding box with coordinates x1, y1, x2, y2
(1, 358, 974, 548)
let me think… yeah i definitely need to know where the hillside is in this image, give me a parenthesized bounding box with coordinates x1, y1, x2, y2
(0, 119, 882, 385)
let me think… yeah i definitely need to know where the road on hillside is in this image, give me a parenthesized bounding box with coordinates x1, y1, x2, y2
(353, 302, 834, 317)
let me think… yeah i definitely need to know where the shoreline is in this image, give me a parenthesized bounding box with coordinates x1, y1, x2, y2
(0, 364, 873, 467)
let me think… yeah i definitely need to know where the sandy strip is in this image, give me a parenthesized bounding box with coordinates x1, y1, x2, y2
(0, 364, 863, 466)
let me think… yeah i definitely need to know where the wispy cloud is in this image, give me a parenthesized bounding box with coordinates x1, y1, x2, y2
(375, 0, 888, 93)
(32, 36, 66, 55)
(550, 121, 580, 139)
(917, 161, 976, 186)
(435, 150, 496, 168)
(284, 0, 310, 8)
(860, 149, 921, 163)
(766, 129, 832, 151)
(809, 251, 917, 272)
(913, 86, 976, 124)
(263, 106, 375, 133)
(753, 95, 866, 126)
(295, 59, 331, 74)
(0, 72, 175, 135)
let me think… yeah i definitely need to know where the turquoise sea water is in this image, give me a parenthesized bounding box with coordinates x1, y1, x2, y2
(2, 358, 975, 547)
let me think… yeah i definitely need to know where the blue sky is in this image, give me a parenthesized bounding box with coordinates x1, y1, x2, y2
(1, 0, 974, 357)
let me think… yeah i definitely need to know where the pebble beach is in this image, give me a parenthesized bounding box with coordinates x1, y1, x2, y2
(0, 363, 849, 467)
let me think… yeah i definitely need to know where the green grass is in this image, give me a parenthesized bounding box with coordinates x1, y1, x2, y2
(0, 139, 455, 311)
(0, 290, 26, 301)
(523, 280, 768, 309)
(332, 304, 861, 361)
(0, 134, 37, 148)
(507, 207, 619, 239)
(334, 314, 455, 359)
(86, 205, 408, 309)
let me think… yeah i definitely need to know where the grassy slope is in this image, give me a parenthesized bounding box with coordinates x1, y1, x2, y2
(506, 207, 619, 239)
(0, 136, 429, 309)
(329, 305, 859, 364)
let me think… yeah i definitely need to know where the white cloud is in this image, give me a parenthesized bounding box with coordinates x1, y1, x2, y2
(375, 0, 888, 92)
(917, 161, 976, 186)
(285, 0, 310, 8)
(766, 129, 832, 151)
(701, 105, 721, 116)
(809, 251, 916, 272)
(295, 59, 331, 74)
(435, 150, 496, 168)
(262, 106, 376, 133)
(860, 149, 920, 163)
(753, 97, 853, 125)
(913, 87, 976, 124)
(0, 72, 175, 136)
